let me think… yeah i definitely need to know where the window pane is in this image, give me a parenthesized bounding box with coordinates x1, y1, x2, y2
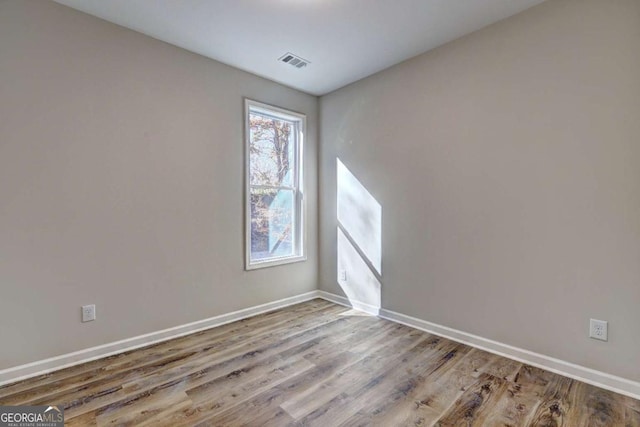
(249, 112, 295, 187)
(250, 188, 296, 261)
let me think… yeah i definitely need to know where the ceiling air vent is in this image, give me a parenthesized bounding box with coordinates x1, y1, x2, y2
(279, 52, 310, 69)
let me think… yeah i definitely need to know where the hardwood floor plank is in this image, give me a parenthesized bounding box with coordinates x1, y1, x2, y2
(449, 348, 500, 379)
(362, 348, 502, 426)
(292, 335, 461, 426)
(185, 354, 315, 406)
(95, 389, 193, 426)
(478, 355, 522, 382)
(514, 364, 557, 394)
(190, 351, 360, 426)
(568, 382, 626, 426)
(434, 372, 509, 426)
(474, 379, 542, 426)
(281, 328, 427, 420)
(339, 340, 470, 427)
(527, 374, 576, 426)
(624, 393, 640, 413)
(0, 299, 333, 403)
(116, 307, 360, 398)
(626, 406, 640, 427)
(0, 300, 636, 426)
(64, 307, 362, 420)
(300, 315, 394, 365)
(193, 407, 297, 427)
(21, 304, 349, 414)
(64, 411, 99, 427)
(187, 357, 315, 425)
(197, 324, 412, 427)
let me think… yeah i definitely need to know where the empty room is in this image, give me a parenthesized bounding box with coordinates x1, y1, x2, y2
(1, 0, 639, 425)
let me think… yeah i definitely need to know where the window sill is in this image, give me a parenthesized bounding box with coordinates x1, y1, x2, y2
(245, 255, 307, 271)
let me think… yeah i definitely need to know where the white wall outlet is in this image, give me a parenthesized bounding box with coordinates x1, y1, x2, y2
(589, 318, 608, 341)
(339, 269, 347, 282)
(82, 304, 96, 322)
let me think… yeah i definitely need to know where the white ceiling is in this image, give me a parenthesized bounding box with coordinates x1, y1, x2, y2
(54, 0, 546, 95)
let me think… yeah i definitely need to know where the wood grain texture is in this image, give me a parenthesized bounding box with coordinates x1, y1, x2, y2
(0, 299, 636, 426)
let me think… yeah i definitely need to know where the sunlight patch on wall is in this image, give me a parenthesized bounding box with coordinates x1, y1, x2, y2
(337, 227, 381, 309)
(336, 158, 382, 310)
(337, 159, 382, 274)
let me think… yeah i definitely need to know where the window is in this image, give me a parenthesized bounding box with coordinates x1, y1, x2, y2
(245, 99, 306, 269)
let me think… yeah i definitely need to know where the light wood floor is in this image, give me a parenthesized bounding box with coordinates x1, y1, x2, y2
(0, 299, 638, 426)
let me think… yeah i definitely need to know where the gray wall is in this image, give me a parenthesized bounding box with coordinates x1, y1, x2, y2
(0, 1, 317, 369)
(319, 0, 640, 381)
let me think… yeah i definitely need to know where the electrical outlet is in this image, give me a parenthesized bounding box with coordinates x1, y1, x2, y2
(82, 304, 96, 322)
(589, 318, 607, 341)
(339, 269, 347, 282)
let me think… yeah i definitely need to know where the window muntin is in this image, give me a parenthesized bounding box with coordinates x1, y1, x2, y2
(245, 100, 305, 269)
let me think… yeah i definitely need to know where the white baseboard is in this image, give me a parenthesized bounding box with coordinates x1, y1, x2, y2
(316, 291, 640, 400)
(0, 291, 320, 387)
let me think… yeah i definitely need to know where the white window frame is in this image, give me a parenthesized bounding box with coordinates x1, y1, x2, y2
(245, 99, 306, 270)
